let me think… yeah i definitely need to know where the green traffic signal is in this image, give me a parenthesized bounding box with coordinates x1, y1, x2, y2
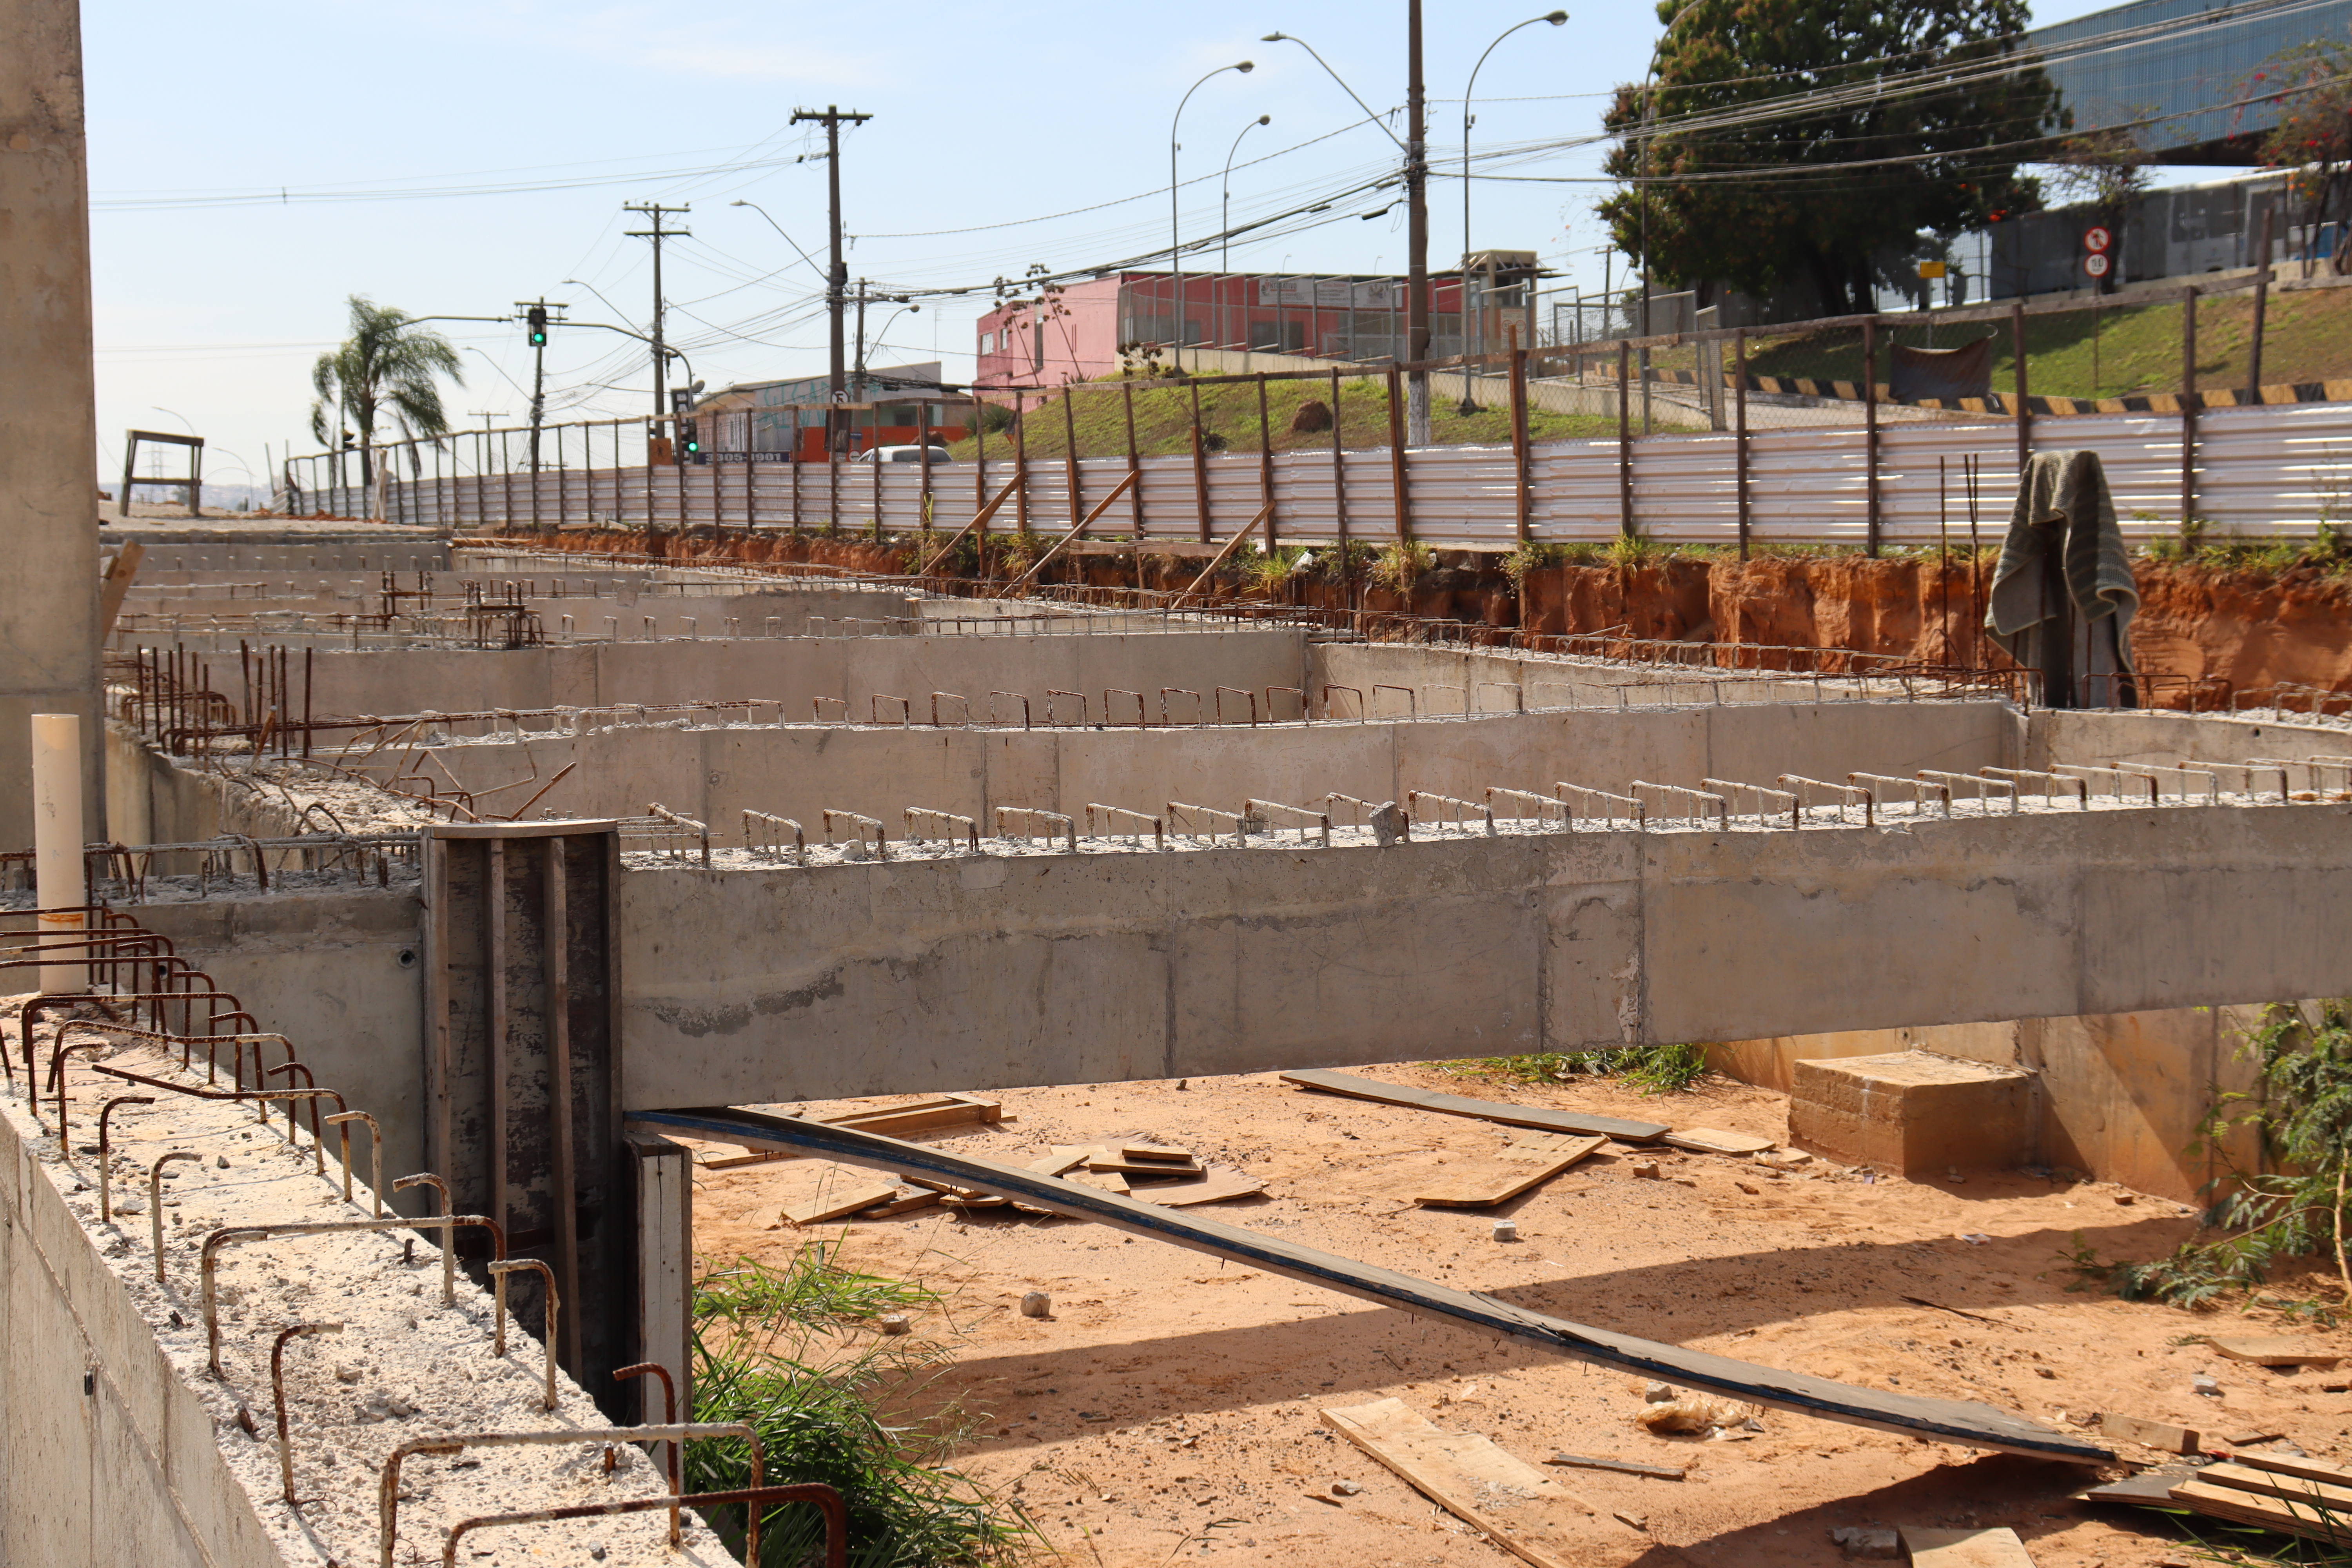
(526, 305, 549, 347)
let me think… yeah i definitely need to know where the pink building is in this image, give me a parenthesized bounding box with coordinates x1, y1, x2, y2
(974, 270, 1475, 390)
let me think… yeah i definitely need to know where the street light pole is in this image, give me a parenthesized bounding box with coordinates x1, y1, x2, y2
(1639, 0, 1707, 437)
(1462, 12, 1569, 413)
(1223, 114, 1272, 357)
(1171, 62, 1254, 376)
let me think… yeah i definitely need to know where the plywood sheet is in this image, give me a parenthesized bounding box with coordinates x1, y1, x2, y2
(1321, 1398, 1653, 1568)
(1900, 1526, 2036, 1567)
(781, 1181, 900, 1227)
(1415, 1135, 1604, 1207)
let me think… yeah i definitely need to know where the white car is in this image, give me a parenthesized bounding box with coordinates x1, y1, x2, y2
(852, 444, 954, 463)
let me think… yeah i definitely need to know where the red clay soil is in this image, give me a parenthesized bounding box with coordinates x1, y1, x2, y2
(497, 524, 2352, 706)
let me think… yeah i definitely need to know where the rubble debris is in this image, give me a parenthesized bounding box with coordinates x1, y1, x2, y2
(1492, 1219, 1519, 1242)
(2169, 1452, 2352, 1541)
(1900, 1526, 2037, 1566)
(2100, 1412, 2200, 1453)
(1831, 1526, 1900, 1559)
(2193, 1374, 2223, 1397)
(1019, 1290, 1051, 1319)
(1322, 1397, 1650, 1568)
(1631, 1161, 1661, 1180)
(1278, 1068, 1667, 1141)
(1635, 1396, 1740, 1435)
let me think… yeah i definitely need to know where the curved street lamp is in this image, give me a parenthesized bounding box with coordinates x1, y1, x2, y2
(1636, 0, 1708, 433)
(1461, 12, 1568, 411)
(1171, 60, 1253, 374)
(1222, 114, 1272, 355)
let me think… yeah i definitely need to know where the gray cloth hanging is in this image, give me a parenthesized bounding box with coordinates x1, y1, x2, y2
(1984, 450, 2138, 708)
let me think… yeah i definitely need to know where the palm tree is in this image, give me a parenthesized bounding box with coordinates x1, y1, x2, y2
(309, 295, 463, 507)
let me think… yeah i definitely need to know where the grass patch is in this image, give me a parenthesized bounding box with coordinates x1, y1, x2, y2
(1442, 1042, 1713, 1096)
(688, 1243, 1039, 1566)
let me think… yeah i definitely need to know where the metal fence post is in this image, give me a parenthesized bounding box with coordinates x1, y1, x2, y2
(1190, 382, 1211, 544)
(1863, 316, 1880, 557)
(1386, 365, 1410, 544)
(1257, 372, 1277, 555)
(1735, 328, 1750, 560)
(2181, 286, 2198, 537)
(1121, 380, 1143, 539)
(1509, 340, 1531, 544)
(1617, 339, 1634, 539)
(1328, 366, 1348, 563)
(2011, 301, 2031, 476)
(2248, 205, 2275, 404)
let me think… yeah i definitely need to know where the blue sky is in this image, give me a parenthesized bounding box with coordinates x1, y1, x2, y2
(83, 1, 2126, 492)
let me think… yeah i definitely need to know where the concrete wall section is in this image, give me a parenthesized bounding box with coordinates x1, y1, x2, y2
(0, 0, 104, 846)
(290, 628, 1307, 726)
(372, 699, 2018, 845)
(0, 1097, 287, 1568)
(2037, 709, 2352, 773)
(131, 889, 429, 1198)
(613, 802, 2352, 1107)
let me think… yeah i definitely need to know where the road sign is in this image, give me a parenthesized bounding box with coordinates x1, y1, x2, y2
(2083, 226, 2112, 253)
(2084, 253, 2111, 279)
(1918, 260, 1947, 279)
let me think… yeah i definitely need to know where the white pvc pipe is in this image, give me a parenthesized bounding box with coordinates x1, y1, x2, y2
(31, 713, 86, 995)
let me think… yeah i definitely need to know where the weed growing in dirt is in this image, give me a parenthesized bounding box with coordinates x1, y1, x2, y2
(2063, 1001, 2352, 1312)
(1443, 1042, 1713, 1096)
(1372, 540, 1435, 592)
(688, 1242, 1040, 1566)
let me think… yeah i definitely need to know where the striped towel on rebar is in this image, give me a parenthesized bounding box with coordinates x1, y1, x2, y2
(1985, 449, 2137, 706)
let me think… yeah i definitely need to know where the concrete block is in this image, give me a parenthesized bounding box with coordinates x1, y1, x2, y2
(1789, 1050, 2037, 1175)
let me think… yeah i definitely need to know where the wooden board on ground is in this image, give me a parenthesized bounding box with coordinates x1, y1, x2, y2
(1660, 1127, 1777, 1156)
(1321, 1398, 1654, 1568)
(856, 1185, 942, 1218)
(2196, 1461, 2352, 1511)
(2100, 1412, 2199, 1453)
(2200, 1335, 2343, 1368)
(1122, 1142, 1192, 1163)
(1415, 1135, 1605, 1208)
(781, 1181, 901, 1227)
(1545, 1452, 1685, 1481)
(1900, 1526, 2037, 1567)
(2169, 1477, 2352, 1541)
(1129, 1167, 1263, 1206)
(2075, 1466, 2199, 1504)
(1071, 1170, 1130, 1196)
(1026, 1150, 1091, 1177)
(700, 1094, 1006, 1167)
(2235, 1450, 2352, 1487)
(1279, 1069, 1668, 1142)
(1087, 1151, 1203, 1176)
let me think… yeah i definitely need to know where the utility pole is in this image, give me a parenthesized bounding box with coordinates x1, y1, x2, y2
(515, 296, 567, 475)
(852, 278, 869, 384)
(791, 105, 873, 453)
(623, 203, 690, 428)
(1405, 0, 1431, 445)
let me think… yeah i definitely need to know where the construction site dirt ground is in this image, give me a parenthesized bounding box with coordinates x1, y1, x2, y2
(692, 1064, 2350, 1568)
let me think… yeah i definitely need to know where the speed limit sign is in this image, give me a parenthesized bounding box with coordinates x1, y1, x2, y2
(2084, 253, 2111, 278)
(2083, 226, 2113, 253)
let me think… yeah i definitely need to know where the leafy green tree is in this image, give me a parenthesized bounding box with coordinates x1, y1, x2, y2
(1598, 0, 2060, 315)
(308, 294, 463, 491)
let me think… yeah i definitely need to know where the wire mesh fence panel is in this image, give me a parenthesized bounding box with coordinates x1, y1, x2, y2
(1730, 322, 1881, 431)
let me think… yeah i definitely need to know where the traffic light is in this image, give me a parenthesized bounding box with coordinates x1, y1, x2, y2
(680, 419, 701, 457)
(526, 305, 548, 347)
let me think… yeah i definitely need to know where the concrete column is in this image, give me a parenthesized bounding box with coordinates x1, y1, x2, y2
(0, 0, 103, 851)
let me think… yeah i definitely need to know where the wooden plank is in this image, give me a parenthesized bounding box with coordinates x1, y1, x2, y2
(2074, 1466, 2196, 1504)
(1026, 1150, 1092, 1176)
(1130, 1167, 1261, 1207)
(1087, 1151, 1204, 1176)
(1544, 1453, 1685, 1481)
(2235, 1450, 2352, 1488)
(857, 1185, 942, 1218)
(1321, 1398, 1652, 1568)
(1659, 1127, 1777, 1156)
(627, 1107, 2116, 1465)
(1416, 1136, 1604, 1207)
(2169, 1477, 2352, 1541)
(2101, 1413, 2199, 1454)
(1121, 1142, 1193, 1163)
(2201, 1335, 2342, 1368)
(2198, 1461, 2352, 1510)
(1279, 1069, 1668, 1142)
(781, 1180, 901, 1227)
(1071, 1170, 1130, 1196)
(822, 1096, 1005, 1136)
(1900, 1526, 2036, 1568)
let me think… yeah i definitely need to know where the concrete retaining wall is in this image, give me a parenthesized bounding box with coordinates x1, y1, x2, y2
(0, 1094, 287, 1568)
(613, 800, 2352, 1109)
